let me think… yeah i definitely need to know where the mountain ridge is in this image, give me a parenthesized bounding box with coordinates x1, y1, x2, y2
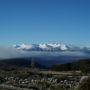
(13, 43, 90, 52)
(0, 43, 90, 61)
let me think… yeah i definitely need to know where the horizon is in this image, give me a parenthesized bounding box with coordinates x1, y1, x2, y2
(2, 43, 90, 47)
(0, 0, 90, 46)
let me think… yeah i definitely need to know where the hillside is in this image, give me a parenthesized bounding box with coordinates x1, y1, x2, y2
(0, 58, 46, 71)
(51, 59, 90, 72)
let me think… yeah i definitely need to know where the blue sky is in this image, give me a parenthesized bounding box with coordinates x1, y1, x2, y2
(0, 0, 90, 46)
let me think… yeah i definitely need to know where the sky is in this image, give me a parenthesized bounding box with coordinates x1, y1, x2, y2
(0, 0, 90, 46)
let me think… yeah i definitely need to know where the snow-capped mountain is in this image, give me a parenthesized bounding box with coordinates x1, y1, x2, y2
(13, 43, 68, 51)
(0, 43, 90, 66)
(13, 43, 90, 53)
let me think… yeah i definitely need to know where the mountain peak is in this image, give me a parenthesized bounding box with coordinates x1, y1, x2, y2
(13, 43, 68, 51)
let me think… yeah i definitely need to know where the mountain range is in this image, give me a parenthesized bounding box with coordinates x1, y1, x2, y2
(0, 43, 90, 66)
(13, 43, 90, 52)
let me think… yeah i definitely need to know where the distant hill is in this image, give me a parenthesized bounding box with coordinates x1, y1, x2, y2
(0, 58, 47, 71)
(0, 56, 81, 67)
(51, 59, 90, 72)
(0, 57, 79, 71)
(0, 58, 90, 72)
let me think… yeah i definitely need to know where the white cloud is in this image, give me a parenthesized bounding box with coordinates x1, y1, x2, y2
(0, 46, 22, 59)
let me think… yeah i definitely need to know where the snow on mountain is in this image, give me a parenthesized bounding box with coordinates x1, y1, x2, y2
(17, 44, 35, 50)
(48, 43, 61, 48)
(39, 44, 50, 50)
(13, 43, 68, 51)
(0, 43, 90, 59)
(13, 43, 90, 53)
(60, 44, 68, 50)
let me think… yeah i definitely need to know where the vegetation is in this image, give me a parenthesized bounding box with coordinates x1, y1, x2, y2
(51, 59, 90, 73)
(0, 58, 89, 90)
(77, 77, 90, 90)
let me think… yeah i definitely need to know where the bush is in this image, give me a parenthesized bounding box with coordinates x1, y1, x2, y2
(48, 83, 63, 90)
(77, 77, 90, 90)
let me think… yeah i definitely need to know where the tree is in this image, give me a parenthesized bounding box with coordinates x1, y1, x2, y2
(31, 59, 36, 69)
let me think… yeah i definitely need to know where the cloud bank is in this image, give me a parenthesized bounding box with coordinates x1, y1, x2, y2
(0, 46, 22, 59)
(0, 43, 90, 60)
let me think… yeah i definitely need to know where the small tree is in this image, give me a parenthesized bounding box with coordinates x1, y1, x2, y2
(31, 59, 36, 69)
